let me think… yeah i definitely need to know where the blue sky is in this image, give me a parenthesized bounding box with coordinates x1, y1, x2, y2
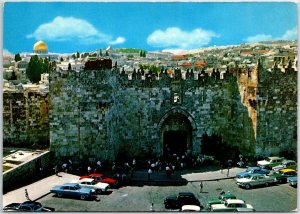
(3, 2, 298, 54)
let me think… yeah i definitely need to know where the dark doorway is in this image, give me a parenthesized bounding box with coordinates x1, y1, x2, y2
(163, 130, 187, 156)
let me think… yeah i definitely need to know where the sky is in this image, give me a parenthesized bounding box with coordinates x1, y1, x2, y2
(3, 2, 298, 54)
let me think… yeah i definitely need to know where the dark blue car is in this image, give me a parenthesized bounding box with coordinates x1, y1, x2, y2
(3, 201, 55, 211)
(236, 166, 270, 179)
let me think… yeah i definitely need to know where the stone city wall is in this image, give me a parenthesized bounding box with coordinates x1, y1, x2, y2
(256, 62, 297, 157)
(49, 67, 255, 164)
(3, 90, 49, 147)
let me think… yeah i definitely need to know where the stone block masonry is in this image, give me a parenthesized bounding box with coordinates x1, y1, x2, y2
(49, 66, 256, 163)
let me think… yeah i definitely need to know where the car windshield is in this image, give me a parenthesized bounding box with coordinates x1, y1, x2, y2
(91, 181, 97, 185)
(266, 158, 272, 162)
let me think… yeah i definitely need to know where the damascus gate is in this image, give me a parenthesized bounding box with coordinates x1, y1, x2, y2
(49, 58, 297, 164)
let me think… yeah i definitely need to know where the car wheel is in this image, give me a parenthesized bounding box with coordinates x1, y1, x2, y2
(165, 204, 170, 209)
(265, 182, 269, 187)
(97, 189, 102, 194)
(57, 193, 62, 198)
(245, 184, 251, 189)
(80, 194, 86, 200)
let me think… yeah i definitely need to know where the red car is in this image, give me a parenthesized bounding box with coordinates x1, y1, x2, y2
(80, 173, 118, 186)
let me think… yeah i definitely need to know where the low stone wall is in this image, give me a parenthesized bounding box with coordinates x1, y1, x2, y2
(3, 151, 52, 192)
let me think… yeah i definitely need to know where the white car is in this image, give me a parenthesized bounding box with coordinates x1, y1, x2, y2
(236, 173, 275, 189)
(210, 199, 253, 212)
(71, 178, 110, 194)
(257, 157, 284, 169)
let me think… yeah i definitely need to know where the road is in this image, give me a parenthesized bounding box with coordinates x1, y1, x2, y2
(38, 177, 297, 212)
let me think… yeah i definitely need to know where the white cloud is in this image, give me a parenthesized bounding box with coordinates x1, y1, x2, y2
(109, 37, 126, 45)
(27, 16, 125, 45)
(245, 27, 297, 43)
(281, 27, 297, 40)
(147, 27, 219, 49)
(3, 49, 13, 56)
(245, 34, 273, 43)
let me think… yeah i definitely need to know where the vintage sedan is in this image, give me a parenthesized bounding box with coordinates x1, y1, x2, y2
(80, 173, 118, 187)
(210, 199, 254, 212)
(3, 201, 55, 212)
(257, 156, 284, 169)
(270, 169, 297, 183)
(272, 160, 297, 172)
(235, 166, 270, 179)
(71, 178, 110, 194)
(50, 183, 96, 200)
(164, 192, 202, 210)
(287, 176, 297, 187)
(207, 192, 237, 209)
(236, 173, 275, 189)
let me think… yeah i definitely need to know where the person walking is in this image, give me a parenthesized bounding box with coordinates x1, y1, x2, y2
(54, 165, 58, 176)
(150, 203, 154, 211)
(148, 168, 152, 181)
(200, 181, 203, 192)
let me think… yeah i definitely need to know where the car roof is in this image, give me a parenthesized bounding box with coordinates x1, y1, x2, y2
(181, 205, 201, 211)
(89, 173, 104, 176)
(279, 169, 296, 173)
(63, 183, 80, 187)
(226, 199, 245, 204)
(268, 156, 283, 160)
(79, 178, 95, 182)
(283, 160, 296, 163)
(249, 173, 264, 177)
(248, 166, 261, 170)
(20, 201, 41, 206)
(179, 192, 195, 196)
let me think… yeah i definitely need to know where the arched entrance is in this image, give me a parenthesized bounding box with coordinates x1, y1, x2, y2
(159, 112, 194, 157)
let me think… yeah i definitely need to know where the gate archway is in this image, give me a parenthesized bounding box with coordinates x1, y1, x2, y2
(158, 109, 196, 157)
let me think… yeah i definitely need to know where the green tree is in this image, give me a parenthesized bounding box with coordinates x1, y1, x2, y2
(100, 49, 103, 56)
(27, 55, 43, 83)
(68, 63, 71, 70)
(10, 70, 17, 80)
(60, 57, 64, 62)
(105, 51, 109, 56)
(15, 53, 22, 62)
(76, 51, 80, 58)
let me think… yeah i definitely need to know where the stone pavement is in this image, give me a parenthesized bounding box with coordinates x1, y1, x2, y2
(2, 167, 244, 207)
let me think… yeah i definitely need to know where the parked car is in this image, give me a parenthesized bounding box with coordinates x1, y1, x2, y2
(272, 160, 297, 172)
(164, 192, 202, 210)
(3, 201, 55, 212)
(257, 156, 285, 169)
(236, 173, 275, 189)
(210, 199, 254, 212)
(270, 169, 297, 183)
(287, 176, 297, 187)
(71, 178, 110, 194)
(235, 166, 270, 179)
(180, 205, 201, 212)
(50, 183, 96, 200)
(207, 192, 237, 209)
(80, 173, 118, 187)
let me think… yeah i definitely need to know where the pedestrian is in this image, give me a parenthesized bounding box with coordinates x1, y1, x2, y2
(88, 166, 92, 174)
(200, 181, 203, 192)
(54, 165, 58, 176)
(150, 203, 154, 211)
(148, 168, 152, 181)
(25, 189, 31, 201)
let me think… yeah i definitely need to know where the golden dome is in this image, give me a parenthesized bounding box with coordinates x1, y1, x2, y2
(33, 40, 48, 52)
